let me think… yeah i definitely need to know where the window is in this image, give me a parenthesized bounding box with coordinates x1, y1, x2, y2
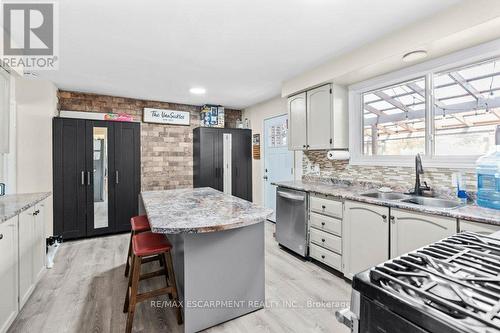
(434, 59, 500, 156)
(350, 41, 500, 167)
(363, 77, 426, 156)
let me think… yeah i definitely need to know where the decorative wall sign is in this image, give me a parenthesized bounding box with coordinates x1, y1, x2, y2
(143, 108, 190, 125)
(200, 105, 225, 128)
(252, 134, 261, 160)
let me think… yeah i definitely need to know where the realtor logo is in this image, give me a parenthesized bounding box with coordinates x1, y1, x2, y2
(1, 1, 59, 70)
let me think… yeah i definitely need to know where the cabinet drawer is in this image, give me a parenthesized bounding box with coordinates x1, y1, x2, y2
(310, 212, 341, 236)
(310, 228, 341, 254)
(309, 244, 342, 271)
(310, 196, 343, 218)
(459, 220, 500, 234)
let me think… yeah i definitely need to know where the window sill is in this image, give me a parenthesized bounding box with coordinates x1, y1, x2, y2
(350, 156, 477, 170)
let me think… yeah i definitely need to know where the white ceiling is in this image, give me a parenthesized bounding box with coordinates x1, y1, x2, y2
(37, 0, 461, 109)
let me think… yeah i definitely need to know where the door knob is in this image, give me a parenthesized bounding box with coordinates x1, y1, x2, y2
(0, 234, 3, 240)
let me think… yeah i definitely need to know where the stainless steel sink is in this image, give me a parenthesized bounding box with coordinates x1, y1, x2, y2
(360, 192, 409, 200)
(400, 197, 464, 209)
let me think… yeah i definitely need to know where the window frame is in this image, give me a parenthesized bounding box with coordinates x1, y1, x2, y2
(349, 39, 500, 168)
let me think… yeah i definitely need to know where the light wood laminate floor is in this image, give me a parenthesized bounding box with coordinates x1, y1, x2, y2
(9, 222, 351, 333)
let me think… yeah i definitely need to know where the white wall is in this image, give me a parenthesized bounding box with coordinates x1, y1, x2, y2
(282, 0, 500, 96)
(16, 78, 58, 236)
(243, 96, 302, 206)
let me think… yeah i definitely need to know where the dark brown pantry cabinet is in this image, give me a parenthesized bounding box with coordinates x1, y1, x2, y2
(53, 117, 140, 240)
(193, 127, 252, 201)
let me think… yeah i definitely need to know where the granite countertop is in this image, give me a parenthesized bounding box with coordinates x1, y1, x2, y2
(141, 187, 273, 234)
(0, 192, 52, 223)
(273, 180, 500, 226)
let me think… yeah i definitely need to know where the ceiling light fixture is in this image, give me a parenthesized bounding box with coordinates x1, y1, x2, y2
(190, 87, 206, 95)
(402, 50, 428, 63)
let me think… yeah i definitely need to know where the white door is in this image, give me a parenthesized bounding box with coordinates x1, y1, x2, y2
(390, 209, 457, 258)
(287, 93, 307, 150)
(264, 114, 294, 222)
(307, 84, 332, 150)
(343, 201, 389, 279)
(0, 216, 18, 333)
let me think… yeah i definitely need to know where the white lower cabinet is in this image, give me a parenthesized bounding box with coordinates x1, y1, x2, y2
(343, 201, 389, 279)
(0, 217, 19, 333)
(18, 203, 46, 308)
(33, 203, 46, 281)
(459, 219, 500, 234)
(0, 199, 47, 333)
(18, 208, 35, 308)
(309, 243, 342, 270)
(390, 209, 457, 258)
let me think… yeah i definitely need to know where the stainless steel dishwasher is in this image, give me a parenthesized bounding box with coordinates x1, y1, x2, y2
(275, 187, 308, 257)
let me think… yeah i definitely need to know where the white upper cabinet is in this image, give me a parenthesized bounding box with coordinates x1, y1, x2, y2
(307, 85, 332, 150)
(390, 209, 457, 258)
(0, 70, 10, 154)
(288, 84, 348, 151)
(288, 92, 307, 150)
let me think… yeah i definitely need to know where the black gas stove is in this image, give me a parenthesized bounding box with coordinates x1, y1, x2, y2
(337, 231, 500, 333)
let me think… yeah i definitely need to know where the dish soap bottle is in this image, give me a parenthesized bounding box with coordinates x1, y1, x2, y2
(476, 125, 500, 210)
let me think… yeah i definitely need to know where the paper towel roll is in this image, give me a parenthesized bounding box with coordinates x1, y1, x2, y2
(327, 150, 350, 160)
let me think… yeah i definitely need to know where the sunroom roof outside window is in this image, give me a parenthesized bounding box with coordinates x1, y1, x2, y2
(362, 77, 426, 156)
(433, 58, 500, 156)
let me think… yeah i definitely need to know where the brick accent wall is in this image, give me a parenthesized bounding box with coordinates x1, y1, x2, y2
(58, 90, 241, 191)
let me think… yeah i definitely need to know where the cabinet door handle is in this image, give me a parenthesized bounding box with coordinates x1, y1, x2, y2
(0, 234, 3, 240)
(390, 216, 396, 224)
(116, 170, 120, 184)
(86, 171, 91, 186)
(321, 222, 325, 226)
(321, 238, 325, 242)
(321, 255, 325, 259)
(382, 215, 387, 219)
(322, 205, 326, 209)
(81, 171, 85, 185)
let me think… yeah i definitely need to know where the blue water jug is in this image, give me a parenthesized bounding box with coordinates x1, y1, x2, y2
(476, 125, 500, 210)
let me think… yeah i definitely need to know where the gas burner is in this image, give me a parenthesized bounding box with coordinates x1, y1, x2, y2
(369, 231, 500, 332)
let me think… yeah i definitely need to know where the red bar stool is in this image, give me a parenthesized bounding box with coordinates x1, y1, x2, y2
(124, 215, 151, 277)
(123, 231, 182, 333)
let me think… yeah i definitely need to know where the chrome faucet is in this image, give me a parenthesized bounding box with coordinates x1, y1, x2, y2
(413, 154, 430, 196)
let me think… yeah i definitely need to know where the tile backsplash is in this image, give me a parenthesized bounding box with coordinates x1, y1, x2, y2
(303, 150, 477, 194)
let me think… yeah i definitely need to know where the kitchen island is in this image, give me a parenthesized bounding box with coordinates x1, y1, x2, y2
(140, 187, 273, 333)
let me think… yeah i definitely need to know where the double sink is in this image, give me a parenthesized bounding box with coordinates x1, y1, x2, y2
(360, 191, 464, 209)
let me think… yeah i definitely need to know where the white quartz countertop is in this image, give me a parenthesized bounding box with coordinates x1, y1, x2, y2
(0, 192, 52, 223)
(141, 187, 273, 234)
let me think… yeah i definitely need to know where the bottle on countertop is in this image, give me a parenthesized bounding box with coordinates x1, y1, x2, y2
(476, 125, 500, 210)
